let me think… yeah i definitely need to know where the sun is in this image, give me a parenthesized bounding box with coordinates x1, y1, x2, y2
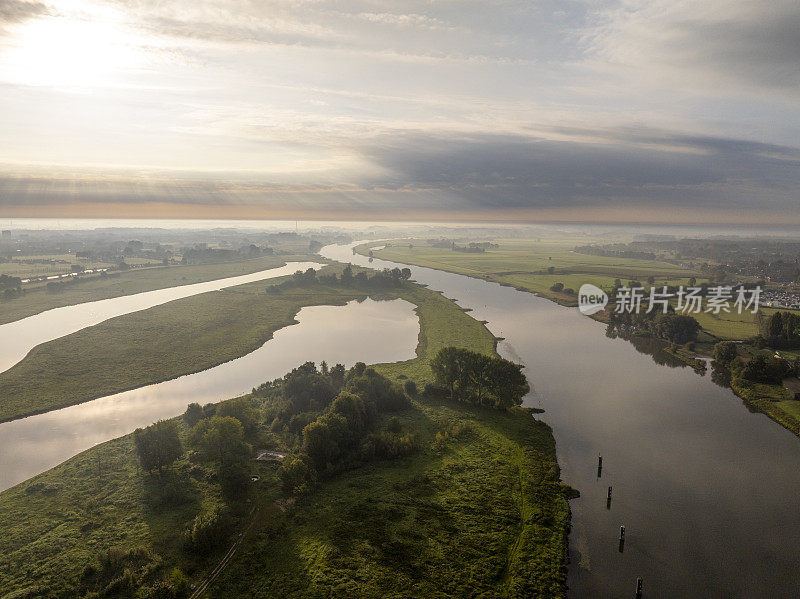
(0, 4, 142, 89)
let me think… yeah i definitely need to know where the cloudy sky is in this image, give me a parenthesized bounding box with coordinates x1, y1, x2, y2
(0, 0, 798, 223)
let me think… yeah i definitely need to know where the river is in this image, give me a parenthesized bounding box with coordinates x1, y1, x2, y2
(0, 261, 323, 374)
(321, 241, 800, 598)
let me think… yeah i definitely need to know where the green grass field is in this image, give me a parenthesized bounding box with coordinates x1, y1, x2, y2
(360, 239, 704, 307)
(0, 254, 310, 325)
(0, 275, 570, 598)
(358, 240, 783, 343)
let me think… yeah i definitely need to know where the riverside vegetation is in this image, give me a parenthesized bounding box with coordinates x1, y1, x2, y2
(361, 240, 800, 439)
(0, 264, 408, 422)
(0, 267, 571, 598)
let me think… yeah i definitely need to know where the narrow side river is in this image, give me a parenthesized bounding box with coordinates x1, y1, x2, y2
(0, 261, 323, 374)
(0, 297, 418, 492)
(321, 241, 800, 598)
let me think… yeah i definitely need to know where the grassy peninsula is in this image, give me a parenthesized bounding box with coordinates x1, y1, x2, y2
(0, 269, 571, 599)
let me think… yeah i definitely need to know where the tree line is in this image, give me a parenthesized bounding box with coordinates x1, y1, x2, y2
(266, 264, 411, 294)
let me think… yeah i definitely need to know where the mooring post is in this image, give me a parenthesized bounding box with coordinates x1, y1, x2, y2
(619, 525, 625, 541)
(608, 486, 613, 499)
(606, 486, 613, 509)
(597, 454, 603, 478)
(635, 577, 643, 598)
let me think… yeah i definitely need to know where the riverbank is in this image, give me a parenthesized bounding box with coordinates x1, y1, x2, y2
(357, 240, 704, 308)
(0, 254, 311, 325)
(0, 276, 571, 598)
(358, 241, 800, 442)
(0, 266, 369, 422)
(729, 379, 800, 437)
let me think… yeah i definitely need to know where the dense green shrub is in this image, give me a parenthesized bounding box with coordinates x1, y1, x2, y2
(134, 420, 183, 474)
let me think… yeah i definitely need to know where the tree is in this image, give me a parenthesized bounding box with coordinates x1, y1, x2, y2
(733, 354, 793, 384)
(341, 265, 353, 285)
(329, 363, 346, 389)
(713, 341, 738, 365)
(486, 358, 530, 408)
(330, 392, 371, 443)
(652, 314, 700, 344)
(550, 282, 564, 292)
(183, 403, 204, 427)
(346, 368, 408, 411)
(217, 397, 259, 436)
(283, 365, 336, 413)
(134, 420, 182, 474)
(302, 419, 340, 469)
(431, 346, 465, 397)
(189, 417, 250, 463)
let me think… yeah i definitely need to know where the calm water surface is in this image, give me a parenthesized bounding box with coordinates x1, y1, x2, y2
(0, 261, 322, 374)
(0, 297, 418, 492)
(321, 241, 800, 599)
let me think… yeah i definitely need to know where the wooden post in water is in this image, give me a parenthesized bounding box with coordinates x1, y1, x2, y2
(597, 454, 603, 478)
(635, 577, 643, 598)
(618, 525, 625, 553)
(606, 486, 612, 510)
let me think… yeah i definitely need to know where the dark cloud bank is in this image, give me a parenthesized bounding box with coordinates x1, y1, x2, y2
(1, 127, 798, 222)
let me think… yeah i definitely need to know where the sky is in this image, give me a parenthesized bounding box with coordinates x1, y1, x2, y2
(0, 0, 798, 223)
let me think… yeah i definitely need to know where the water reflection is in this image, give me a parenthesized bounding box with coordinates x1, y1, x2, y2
(0, 261, 322, 374)
(606, 324, 695, 369)
(0, 298, 418, 492)
(321, 241, 800, 598)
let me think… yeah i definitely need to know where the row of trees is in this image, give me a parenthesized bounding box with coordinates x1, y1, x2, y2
(764, 311, 800, 349)
(267, 265, 412, 294)
(713, 340, 798, 385)
(430, 347, 529, 409)
(608, 309, 701, 345)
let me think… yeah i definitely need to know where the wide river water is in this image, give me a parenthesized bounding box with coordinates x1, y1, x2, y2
(0, 261, 323, 374)
(0, 297, 419, 492)
(320, 241, 800, 598)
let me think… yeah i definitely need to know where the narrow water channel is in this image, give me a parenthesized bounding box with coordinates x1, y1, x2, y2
(0, 261, 323, 374)
(321, 241, 800, 598)
(0, 298, 418, 492)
